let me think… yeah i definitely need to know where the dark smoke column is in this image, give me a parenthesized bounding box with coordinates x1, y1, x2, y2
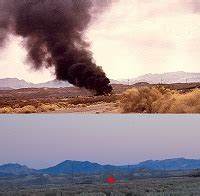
(0, 0, 113, 95)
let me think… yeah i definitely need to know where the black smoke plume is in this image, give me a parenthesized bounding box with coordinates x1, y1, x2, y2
(0, 0, 113, 95)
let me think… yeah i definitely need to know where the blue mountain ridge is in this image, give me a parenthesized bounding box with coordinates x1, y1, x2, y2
(1, 158, 200, 175)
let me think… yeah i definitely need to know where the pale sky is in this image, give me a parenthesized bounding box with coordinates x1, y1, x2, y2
(0, 115, 200, 169)
(1, 0, 200, 83)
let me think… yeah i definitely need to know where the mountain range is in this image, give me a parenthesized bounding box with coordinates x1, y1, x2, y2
(1, 158, 200, 176)
(0, 163, 36, 175)
(0, 78, 72, 89)
(1, 72, 200, 89)
(126, 71, 200, 84)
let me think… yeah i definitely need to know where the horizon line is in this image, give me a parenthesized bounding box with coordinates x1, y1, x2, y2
(1, 70, 200, 84)
(1, 157, 199, 170)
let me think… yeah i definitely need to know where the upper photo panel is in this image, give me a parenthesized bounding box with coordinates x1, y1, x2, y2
(1, 0, 200, 114)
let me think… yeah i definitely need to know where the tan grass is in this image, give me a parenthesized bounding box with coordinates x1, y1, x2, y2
(120, 87, 200, 113)
(0, 107, 14, 113)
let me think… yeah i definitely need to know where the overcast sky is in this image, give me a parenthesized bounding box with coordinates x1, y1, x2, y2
(1, 0, 200, 83)
(0, 115, 200, 169)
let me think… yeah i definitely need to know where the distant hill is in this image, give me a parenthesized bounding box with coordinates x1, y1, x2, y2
(34, 79, 72, 88)
(0, 78, 33, 89)
(133, 158, 200, 171)
(0, 78, 120, 89)
(0, 164, 36, 175)
(1, 158, 200, 175)
(39, 160, 124, 174)
(0, 78, 72, 89)
(125, 71, 200, 84)
(1, 72, 200, 89)
(109, 79, 122, 84)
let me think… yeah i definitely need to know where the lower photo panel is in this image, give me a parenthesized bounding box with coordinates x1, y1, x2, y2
(0, 114, 200, 195)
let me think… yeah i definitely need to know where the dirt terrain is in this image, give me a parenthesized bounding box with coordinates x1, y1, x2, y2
(49, 102, 120, 114)
(0, 84, 128, 114)
(1, 177, 200, 195)
(1, 166, 200, 195)
(0, 83, 200, 114)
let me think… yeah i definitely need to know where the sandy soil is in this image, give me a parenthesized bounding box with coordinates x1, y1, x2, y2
(1, 83, 200, 114)
(49, 102, 121, 114)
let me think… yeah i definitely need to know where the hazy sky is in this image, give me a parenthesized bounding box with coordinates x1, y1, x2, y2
(1, 0, 200, 83)
(0, 115, 200, 169)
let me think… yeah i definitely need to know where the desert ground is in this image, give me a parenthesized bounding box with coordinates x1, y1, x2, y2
(1, 83, 200, 114)
(1, 165, 200, 195)
(1, 176, 200, 195)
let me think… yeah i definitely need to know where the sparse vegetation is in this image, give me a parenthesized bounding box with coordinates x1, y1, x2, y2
(1, 177, 200, 195)
(1, 83, 200, 113)
(0, 87, 120, 113)
(120, 87, 200, 113)
(0, 106, 13, 114)
(120, 87, 163, 113)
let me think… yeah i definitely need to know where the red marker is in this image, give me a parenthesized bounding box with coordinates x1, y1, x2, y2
(107, 175, 116, 184)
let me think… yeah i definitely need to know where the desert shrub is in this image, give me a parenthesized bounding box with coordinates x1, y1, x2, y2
(153, 88, 200, 113)
(120, 87, 163, 113)
(120, 87, 200, 113)
(67, 104, 76, 108)
(113, 101, 120, 107)
(0, 106, 14, 113)
(76, 104, 87, 108)
(38, 104, 60, 112)
(14, 105, 37, 113)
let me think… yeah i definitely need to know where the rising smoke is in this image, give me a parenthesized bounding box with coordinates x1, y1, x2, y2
(0, 0, 113, 95)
